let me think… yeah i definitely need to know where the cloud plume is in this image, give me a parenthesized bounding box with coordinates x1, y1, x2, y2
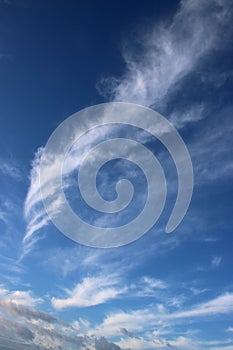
(97, 0, 232, 111)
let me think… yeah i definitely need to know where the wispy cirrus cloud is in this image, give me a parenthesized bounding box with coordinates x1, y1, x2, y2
(212, 256, 222, 268)
(97, 0, 232, 112)
(0, 157, 23, 181)
(170, 292, 233, 319)
(133, 276, 167, 298)
(22, 0, 233, 257)
(89, 292, 233, 338)
(0, 196, 27, 281)
(96, 0, 233, 192)
(23, 147, 50, 252)
(51, 274, 170, 310)
(51, 275, 126, 310)
(22, 128, 112, 255)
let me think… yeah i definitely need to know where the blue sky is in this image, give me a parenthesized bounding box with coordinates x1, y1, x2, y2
(0, 0, 233, 349)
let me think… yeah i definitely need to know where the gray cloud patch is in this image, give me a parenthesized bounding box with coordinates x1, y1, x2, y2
(120, 327, 140, 339)
(0, 300, 65, 325)
(0, 299, 123, 350)
(95, 337, 121, 350)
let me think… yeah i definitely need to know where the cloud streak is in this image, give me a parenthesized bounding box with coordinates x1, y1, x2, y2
(22, 0, 233, 255)
(97, 0, 232, 111)
(89, 292, 233, 340)
(51, 275, 126, 309)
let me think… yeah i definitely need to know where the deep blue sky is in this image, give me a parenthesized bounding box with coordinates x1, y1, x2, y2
(0, 1, 233, 349)
(0, 0, 178, 157)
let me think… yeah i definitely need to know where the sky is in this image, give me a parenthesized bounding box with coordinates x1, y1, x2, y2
(0, 0, 233, 349)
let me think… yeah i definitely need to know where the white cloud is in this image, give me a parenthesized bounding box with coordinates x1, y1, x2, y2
(90, 292, 233, 339)
(167, 295, 187, 308)
(1, 289, 42, 307)
(0, 158, 23, 181)
(92, 308, 156, 338)
(22, 127, 113, 255)
(141, 276, 167, 289)
(169, 335, 201, 349)
(212, 256, 222, 268)
(96, 0, 233, 191)
(0, 196, 26, 265)
(97, 0, 232, 112)
(226, 327, 233, 333)
(51, 273, 170, 310)
(0, 292, 125, 350)
(134, 276, 167, 297)
(189, 287, 209, 296)
(1, 287, 232, 350)
(23, 147, 50, 246)
(117, 336, 172, 349)
(0, 299, 88, 349)
(22, 0, 233, 255)
(51, 276, 126, 309)
(170, 293, 233, 319)
(0, 286, 8, 297)
(169, 104, 205, 129)
(118, 334, 233, 350)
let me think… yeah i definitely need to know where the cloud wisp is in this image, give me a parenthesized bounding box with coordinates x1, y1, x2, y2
(97, 0, 232, 112)
(0, 157, 23, 181)
(51, 275, 126, 310)
(88, 292, 233, 349)
(51, 274, 170, 310)
(22, 0, 233, 255)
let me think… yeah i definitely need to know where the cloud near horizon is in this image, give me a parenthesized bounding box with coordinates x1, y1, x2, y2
(1, 284, 233, 349)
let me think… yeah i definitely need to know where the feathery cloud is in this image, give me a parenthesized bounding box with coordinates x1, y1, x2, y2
(51, 275, 126, 310)
(97, 0, 232, 112)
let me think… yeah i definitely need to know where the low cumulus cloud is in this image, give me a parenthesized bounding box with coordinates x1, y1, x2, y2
(1, 286, 233, 349)
(0, 287, 123, 350)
